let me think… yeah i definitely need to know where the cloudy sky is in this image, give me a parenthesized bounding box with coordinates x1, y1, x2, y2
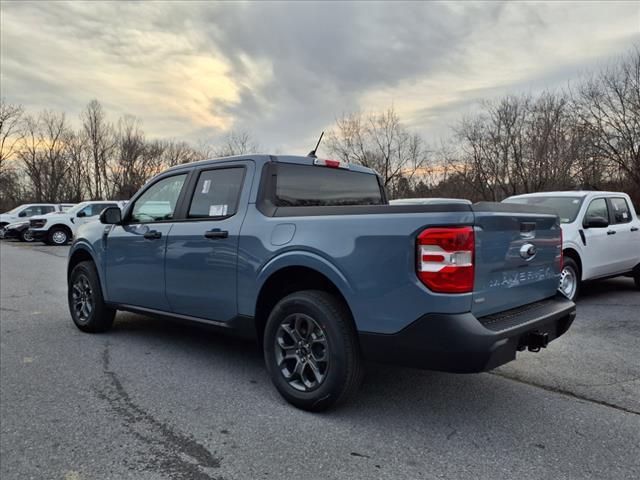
(1, 1, 638, 153)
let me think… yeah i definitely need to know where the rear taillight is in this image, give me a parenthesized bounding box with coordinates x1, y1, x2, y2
(556, 228, 563, 271)
(417, 226, 474, 293)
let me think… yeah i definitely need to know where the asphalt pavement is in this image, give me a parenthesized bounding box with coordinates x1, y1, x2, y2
(1, 240, 639, 480)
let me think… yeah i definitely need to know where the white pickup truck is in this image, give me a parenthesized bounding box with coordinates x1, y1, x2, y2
(504, 191, 640, 300)
(29, 201, 125, 245)
(0, 203, 71, 238)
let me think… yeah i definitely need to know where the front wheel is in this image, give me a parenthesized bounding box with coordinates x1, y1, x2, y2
(559, 258, 580, 301)
(68, 261, 115, 333)
(0, 223, 8, 239)
(48, 227, 70, 245)
(263, 290, 363, 412)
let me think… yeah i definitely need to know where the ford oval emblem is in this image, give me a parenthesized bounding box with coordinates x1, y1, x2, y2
(519, 243, 537, 260)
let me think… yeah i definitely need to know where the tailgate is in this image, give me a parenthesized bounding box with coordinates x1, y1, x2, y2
(472, 202, 562, 317)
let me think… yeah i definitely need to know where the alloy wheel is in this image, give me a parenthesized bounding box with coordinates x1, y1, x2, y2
(72, 274, 94, 323)
(274, 313, 329, 392)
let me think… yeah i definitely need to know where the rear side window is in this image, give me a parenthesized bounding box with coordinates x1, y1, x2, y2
(584, 198, 608, 220)
(274, 163, 383, 207)
(42, 206, 55, 214)
(188, 168, 244, 218)
(609, 198, 631, 224)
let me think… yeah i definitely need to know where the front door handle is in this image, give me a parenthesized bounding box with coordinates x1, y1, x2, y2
(631, 227, 639, 232)
(204, 229, 229, 239)
(606, 230, 616, 235)
(143, 230, 162, 240)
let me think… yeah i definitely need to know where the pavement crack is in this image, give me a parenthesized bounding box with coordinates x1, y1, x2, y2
(491, 371, 640, 416)
(98, 344, 224, 480)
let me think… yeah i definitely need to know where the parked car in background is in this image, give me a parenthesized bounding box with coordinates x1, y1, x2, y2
(67, 154, 575, 411)
(30, 201, 124, 245)
(1, 221, 34, 242)
(390, 198, 472, 205)
(503, 191, 640, 300)
(0, 204, 62, 238)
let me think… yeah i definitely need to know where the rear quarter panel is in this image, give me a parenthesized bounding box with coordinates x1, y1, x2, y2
(238, 206, 475, 334)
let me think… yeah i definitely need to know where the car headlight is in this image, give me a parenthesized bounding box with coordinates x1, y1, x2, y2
(29, 219, 47, 228)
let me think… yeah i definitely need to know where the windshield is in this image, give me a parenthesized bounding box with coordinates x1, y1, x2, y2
(504, 196, 584, 223)
(6, 205, 25, 214)
(66, 202, 90, 215)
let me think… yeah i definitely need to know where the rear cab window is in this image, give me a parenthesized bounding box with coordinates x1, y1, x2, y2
(608, 197, 632, 224)
(273, 163, 383, 207)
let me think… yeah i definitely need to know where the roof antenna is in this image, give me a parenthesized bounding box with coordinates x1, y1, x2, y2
(307, 131, 324, 158)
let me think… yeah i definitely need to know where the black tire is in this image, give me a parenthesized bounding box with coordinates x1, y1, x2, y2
(68, 261, 115, 333)
(47, 226, 70, 246)
(20, 229, 35, 242)
(634, 272, 640, 290)
(263, 290, 363, 412)
(559, 257, 580, 301)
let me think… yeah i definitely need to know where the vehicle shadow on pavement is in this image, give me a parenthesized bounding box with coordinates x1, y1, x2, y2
(104, 311, 576, 420)
(578, 276, 638, 302)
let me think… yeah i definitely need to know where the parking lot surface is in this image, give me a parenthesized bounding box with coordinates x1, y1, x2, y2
(1, 240, 639, 480)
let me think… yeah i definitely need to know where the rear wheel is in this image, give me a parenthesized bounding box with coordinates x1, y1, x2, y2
(559, 258, 580, 301)
(263, 290, 363, 411)
(47, 226, 70, 245)
(68, 261, 115, 333)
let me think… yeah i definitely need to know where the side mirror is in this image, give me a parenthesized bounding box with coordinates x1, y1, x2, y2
(18, 211, 27, 217)
(77, 211, 87, 218)
(583, 216, 609, 229)
(100, 206, 122, 225)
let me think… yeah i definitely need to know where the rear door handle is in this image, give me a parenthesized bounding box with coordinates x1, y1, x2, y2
(632, 227, 639, 232)
(143, 230, 162, 240)
(204, 229, 229, 239)
(606, 230, 616, 235)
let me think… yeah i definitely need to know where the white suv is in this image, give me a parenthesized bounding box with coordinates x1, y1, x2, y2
(0, 204, 64, 238)
(29, 201, 125, 245)
(504, 191, 640, 300)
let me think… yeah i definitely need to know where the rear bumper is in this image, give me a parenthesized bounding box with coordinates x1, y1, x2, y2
(359, 294, 576, 373)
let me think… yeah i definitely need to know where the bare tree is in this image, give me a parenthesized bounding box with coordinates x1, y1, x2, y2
(0, 99, 24, 175)
(17, 111, 73, 202)
(0, 99, 25, 210)
(573, 47, 640, 203)
(327, 106, 429, 198)
(214, 130, 261, 157)
(161, 140, 204, 167)
(82, 100, 115, 199)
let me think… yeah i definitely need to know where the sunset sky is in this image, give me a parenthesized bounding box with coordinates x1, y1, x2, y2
(1, 1, 639, 153)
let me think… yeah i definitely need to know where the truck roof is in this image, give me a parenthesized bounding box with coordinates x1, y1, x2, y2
(507, 190, 630, 199)
(165, 154, 378, 176)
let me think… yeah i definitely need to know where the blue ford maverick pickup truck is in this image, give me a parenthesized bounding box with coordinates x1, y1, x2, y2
(67, 154, 576, 410)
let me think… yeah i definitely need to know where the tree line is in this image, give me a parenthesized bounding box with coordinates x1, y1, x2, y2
(1, 47, 638, 211)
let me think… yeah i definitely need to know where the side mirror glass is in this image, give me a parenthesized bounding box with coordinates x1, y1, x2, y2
(18, 211, 27, 217)
(100, 207, 122, 225)
(77, 211, 87, 218)
(583, 216, 609, 229)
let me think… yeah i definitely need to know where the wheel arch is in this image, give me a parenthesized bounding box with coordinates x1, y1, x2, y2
(563, 247, 583, 280)
(50, 223, 73, 239)
(253, 264, 356, 342)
